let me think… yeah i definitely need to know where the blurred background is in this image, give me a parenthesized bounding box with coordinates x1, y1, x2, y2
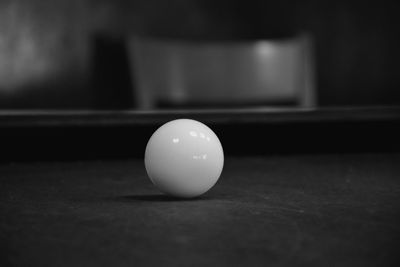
(0, 0, 399, 110)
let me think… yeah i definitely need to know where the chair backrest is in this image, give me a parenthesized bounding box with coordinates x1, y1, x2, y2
(129, 35, 316, 109)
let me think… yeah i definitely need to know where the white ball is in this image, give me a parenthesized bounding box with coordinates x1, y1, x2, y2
(144, 119, 224, 198)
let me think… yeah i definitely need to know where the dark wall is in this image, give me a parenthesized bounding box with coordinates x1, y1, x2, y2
(0, 0, 399, 108)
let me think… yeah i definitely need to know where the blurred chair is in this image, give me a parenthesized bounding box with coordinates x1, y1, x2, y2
(128, 34, 316, 109)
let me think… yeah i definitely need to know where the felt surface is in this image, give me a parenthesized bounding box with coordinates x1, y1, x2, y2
(1, 154, 400, 266)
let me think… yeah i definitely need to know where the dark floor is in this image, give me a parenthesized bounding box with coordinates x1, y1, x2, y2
(1, 154, 400, 266)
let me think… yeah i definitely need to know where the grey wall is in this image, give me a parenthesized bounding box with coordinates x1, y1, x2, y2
(0, 0, 399, 108)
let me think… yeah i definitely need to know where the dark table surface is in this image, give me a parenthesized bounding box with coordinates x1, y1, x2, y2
(1, 107, 400, 266)
(1, 154, 400, 266)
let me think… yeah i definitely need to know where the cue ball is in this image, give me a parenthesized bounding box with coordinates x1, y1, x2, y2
(145, 119, 224, 198)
